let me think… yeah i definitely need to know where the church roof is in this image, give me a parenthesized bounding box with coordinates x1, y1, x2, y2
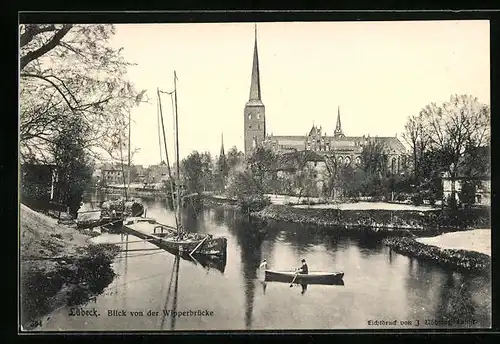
(269, 135, 406, 153)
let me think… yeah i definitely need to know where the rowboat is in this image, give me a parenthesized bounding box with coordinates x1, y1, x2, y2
(264, 270, 344, 285)
(123, 217, 227, 257)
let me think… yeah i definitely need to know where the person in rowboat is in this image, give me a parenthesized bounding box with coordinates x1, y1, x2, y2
(296, 259, 309, 274)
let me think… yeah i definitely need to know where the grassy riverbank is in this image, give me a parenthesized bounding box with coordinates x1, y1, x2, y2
(250, 204, 489, 234)
(20, 204, 120, 330)
(383, 233, 491, 274)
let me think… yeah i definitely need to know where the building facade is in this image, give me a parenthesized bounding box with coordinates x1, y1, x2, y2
(442, 178, 490, 206)
(243, 27, 408, 173)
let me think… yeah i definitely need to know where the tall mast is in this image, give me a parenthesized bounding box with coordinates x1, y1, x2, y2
(127, 109, 131, 199)
(174, 71, 182, 234)
(157, 88, 179, 230)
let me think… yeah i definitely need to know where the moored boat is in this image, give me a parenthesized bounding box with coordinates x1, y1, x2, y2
(124, 217, 227, 257)
(129, 73, 228, 258)
(264, 270, 344, 285)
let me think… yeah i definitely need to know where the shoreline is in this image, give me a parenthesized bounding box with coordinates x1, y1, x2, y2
(20, 204, 120, 330)
(197, 197, 491, 274)
(249, 204, 489, 235)
(383, 236, 491, 275)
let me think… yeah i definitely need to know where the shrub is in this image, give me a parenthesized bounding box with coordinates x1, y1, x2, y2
(411, 193, 424, 206)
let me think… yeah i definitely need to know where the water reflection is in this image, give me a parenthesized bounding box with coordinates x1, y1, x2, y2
(39, 195, 490, 330)
(403, 257, 490, 328)
(234, 220, 265, 329)
(213, 208, 226, 226)
(159, 256, 178, 330)
(171, 256, 180, 330)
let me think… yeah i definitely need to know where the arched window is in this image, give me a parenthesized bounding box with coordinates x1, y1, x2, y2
(391, 157, 396, 174)
(257, 113, 260, 119)
(355, 156, 361, 165)
(337, 156, 343, 165)
(345, 156, 351, 166)
(248, 114, 252, 120)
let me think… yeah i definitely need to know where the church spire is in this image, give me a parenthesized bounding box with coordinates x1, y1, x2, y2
(248, 23, 262, 102)
(220, 132, 225, 156)
(334, 106, 344, 138)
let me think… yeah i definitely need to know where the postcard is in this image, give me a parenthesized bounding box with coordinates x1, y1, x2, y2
(19, 18, 491, 332)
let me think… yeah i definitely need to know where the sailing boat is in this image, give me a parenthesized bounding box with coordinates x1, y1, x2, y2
(123, 71, 227, 257)
(99, 106, 145, 232)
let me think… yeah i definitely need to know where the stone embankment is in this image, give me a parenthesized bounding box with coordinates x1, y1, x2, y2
(20, 204, 120, 330)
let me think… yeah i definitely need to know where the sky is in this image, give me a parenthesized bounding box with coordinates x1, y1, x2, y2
(109, 20, 490, 167)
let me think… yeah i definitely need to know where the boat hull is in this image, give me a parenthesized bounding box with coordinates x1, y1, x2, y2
(123, 219, 227, 257)
(264, 270, 344, 285)
(153, 236, 227, 256)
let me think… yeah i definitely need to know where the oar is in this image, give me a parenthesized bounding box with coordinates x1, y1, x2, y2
(290, 271, 299, 287)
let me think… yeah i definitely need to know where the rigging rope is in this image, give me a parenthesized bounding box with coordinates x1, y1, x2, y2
(157, 94, 163, 163)
(157, 89, 179, 230)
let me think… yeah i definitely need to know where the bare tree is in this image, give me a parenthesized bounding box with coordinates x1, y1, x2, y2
(403, 112, 428, 180)
(420, 94, 490, 204)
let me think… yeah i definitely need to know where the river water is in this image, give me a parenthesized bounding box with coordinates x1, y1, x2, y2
(39, 198, 491, 331)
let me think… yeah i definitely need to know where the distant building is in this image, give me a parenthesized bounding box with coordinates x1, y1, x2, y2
(145, 161, 170, 184)
(243, 26, 408, 173)
(442, 177, 490, 206)
(134, 165, 146, 183)
(442, 146, 491, 206)
(101, 164, 127, 185)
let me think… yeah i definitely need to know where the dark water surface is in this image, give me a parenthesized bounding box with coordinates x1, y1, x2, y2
(39, 198, 491, 330)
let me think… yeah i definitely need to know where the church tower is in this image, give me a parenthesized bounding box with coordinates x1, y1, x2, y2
(334, 106, 345, 138)
(244, 24, 266, 154)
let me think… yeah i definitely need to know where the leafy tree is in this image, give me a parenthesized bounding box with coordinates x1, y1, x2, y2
(294, 164, 319, 200)
(214, 150, 229, 193)
(245, 146, 278, 194)
(49, 114, 93, 217)
(180, 151, 204, 194)
(200, 152, 214, 191)
(20, 24, 147, 164)
(226, 169, 263, 201)
(227, 146, 245, 170)
(458, 145, 490, 208)
(226, 167, 271, 213)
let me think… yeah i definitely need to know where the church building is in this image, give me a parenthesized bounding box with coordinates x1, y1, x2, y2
(243, 26, 408, 174)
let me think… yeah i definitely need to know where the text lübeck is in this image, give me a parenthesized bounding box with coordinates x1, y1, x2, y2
(69, 308, 100, 317)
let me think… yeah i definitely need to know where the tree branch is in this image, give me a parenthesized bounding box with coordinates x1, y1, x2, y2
(21, 73, 76, 111)
(20, 24, 73, 71)
(20, 24, 57, 48)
